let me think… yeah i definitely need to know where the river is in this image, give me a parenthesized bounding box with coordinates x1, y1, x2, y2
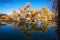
(0, 21, 58, 40)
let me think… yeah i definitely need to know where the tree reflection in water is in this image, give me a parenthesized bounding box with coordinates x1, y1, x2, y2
(0, 21, 57, 31)
(0, 21, 57, 40)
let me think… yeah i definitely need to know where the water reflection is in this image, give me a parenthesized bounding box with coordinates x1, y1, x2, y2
(0, 21, 57, 32)
(0, 21, 58, 40)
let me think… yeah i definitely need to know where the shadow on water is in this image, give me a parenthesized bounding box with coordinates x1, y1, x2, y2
(0, 21, 58, 40)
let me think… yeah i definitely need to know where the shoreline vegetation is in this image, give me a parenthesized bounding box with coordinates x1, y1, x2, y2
(0, 2, 56, 22)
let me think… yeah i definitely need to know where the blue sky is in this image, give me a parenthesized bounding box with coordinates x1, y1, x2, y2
(0, 0, 53, 14)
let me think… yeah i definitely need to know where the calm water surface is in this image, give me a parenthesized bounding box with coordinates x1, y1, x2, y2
(0, 21, 58, 40)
